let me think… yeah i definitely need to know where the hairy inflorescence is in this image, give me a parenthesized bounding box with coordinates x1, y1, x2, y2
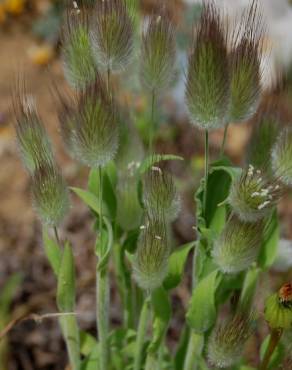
(133, 215, 170, 291)
(140, 10, 176, 93)
(228, 164, 282, 222)
(90, 0, 134, 72)
(185, 1, 230, 130)
(31, 162, 70, 227)
(272, 128, 292, 186)
(212, 215, 264, 274)
(58, 76, 119, 168)
(62, 1, 97, 89)
(228, 0, 264, 123)
(207, 314, 253, 368)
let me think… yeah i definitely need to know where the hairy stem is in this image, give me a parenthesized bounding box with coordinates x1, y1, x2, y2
(149, 90, 156, 154)
(259, 328, 283, 370)
(96, 166, 109, 370)
(183, 331, 204, 370)
(220, 123, 229, 156)
(59, 314, 81, 370)
(203, 130, 209, 217)
(133, 296, 151, 370)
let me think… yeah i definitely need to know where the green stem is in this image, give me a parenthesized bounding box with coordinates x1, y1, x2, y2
(149, 90, 156, 154)
(259, 328, 283, 370)
(220, 123, 229, 157)
(96, 166, 109, 370)
(183, 331, 204, 370)
(203, 130, 209, 217)
(59, 315, 81, 370)
(133, 296, 151, 370)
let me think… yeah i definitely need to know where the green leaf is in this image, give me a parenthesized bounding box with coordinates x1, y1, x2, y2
(95, 217, 113, 272)
(88, 166, 117, 219)
(57, 242, 76, 312)
(42, 228, 62, 276)
(81, 347, 99, 370)
(71, 187, 101, 215)
(258, 210, 279, 269)
(163, 242, 195, 290)
(238, 266, 260, 311)
(0, 273, 22, 316)
(139, 154, 183, 174)
(80, 331, 97, 357)
(149, 287, 171, 353)
(186, 270, 221, 333)
(174, 326, 190, 370)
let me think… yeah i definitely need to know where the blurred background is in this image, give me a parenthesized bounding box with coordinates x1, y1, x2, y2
(0, 0, 292, 369)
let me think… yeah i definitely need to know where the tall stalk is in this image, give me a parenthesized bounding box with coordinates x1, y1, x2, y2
(184, 130, 209, 370)
(133, 296, 151, 370)
(96, 165, 109, 370)
(53, 230, 80, 370)
(259, 328, 283, 370)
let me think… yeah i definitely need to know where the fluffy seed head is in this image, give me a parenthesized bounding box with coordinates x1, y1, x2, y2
(32, 162, 70, 227)
(142, 166, 180, 221)
(62, 1, 97, 89)
(133, 215, 170, 291)
(272, 128, 292, 186)
(58, 76, 119, 168)
(13, 91, 53, 173)
(140, 11, 176, 92)
(247, 103, 280, 171)
(207, 314, 252, 368)
(90, 0, 134, 72)
(228, 165, 282, 222)
(212, 215, 264, 274)
(264, 283, 292, 329)
(185, 1, 229, 130)
(228, 1, 264, 123)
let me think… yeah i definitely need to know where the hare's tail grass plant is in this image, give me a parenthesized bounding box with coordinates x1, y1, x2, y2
(11, 0, 292, 369)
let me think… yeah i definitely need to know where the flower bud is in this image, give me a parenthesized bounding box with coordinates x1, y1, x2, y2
(228, 165, 282, 222)
(185, 2, 229, 130)
(272, 128, 292, 186)
(207, 314, 252, 368)
(133, 216, 170, 291)
(62, 1, 97, 89)
(228, 1, 263, 123)
(58, 76, 119, 168)
(140, 12, 176, 93)
(212, 215, 263, 274)
(142, 166, 180, 221)
(264, 283, 292, 330)
(32, 162, 70, 227)
(13, 92, 53, 173)
(90, 0, 134, 72)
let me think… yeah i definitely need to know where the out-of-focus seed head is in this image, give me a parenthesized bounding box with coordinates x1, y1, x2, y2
(62, 1, 97, 89)
(185, 1, 229, 130)
(13, 90, 53, 173)
(140, 11, 176, 93)
(272, 128, 292, 186)
(228, 165, 283, 222)
(58, 76, 119, 168)
(90, 0, 134, 72)
(207, 314, 253, 368)
(228, 1, 264, 123)
(247, 102, 280, 171)
(32, 162, 70, 227)
(142, 166, 180, 221)
(212, 215, 263, 274)
(264, 283, 292, 329)
(133, 215, 170, 291)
